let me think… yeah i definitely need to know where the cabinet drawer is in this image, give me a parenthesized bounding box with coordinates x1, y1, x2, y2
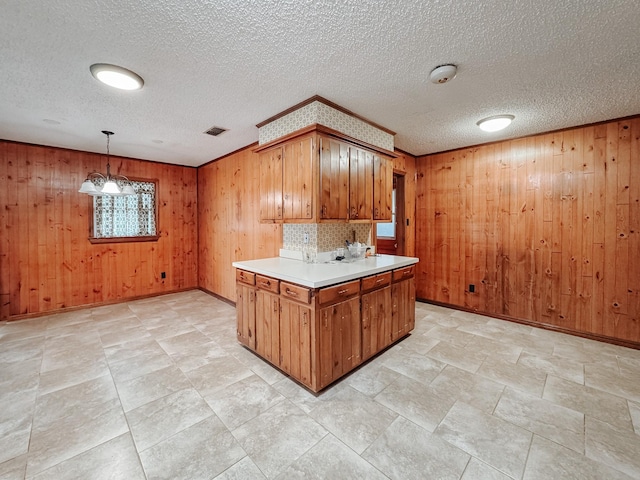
(392, 266, 414, 282)
(281, 282, 312, 304)
(318, 279, 360, 305)
(236, 269, 256, 285)
(256, 275, 280, 293)
(361, 271, 391, 292)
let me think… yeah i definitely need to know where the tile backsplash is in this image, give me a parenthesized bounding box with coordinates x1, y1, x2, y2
(283, 223, 372, 252)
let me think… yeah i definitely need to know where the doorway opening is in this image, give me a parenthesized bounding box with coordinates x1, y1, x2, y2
(376, 173, 405, 255)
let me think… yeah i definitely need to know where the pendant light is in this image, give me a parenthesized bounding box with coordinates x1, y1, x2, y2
(79, 131, 136, 196)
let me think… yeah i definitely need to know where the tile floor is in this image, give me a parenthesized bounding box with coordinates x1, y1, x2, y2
(1, 290, 640, 479)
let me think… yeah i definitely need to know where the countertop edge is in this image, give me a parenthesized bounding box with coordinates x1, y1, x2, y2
(232, 255, 419, 288)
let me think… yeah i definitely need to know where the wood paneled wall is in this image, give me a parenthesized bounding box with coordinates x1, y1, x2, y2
(416, 117, 640, 344)
(198, 147, 281, 302)
(0, 141, 198, 320)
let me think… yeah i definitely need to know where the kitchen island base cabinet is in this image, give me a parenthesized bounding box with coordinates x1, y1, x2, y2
(280, 298, 314, 388)
(235, 264, 415, 392)
(361, 286, 392, 361)
(319, 296, 361, 390)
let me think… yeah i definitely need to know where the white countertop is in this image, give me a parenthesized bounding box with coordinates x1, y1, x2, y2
(232, 254, 419, 288)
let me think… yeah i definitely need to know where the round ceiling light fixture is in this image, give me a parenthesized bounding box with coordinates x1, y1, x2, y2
(90, 63, 144, 90)
(429, 64, 457, 84)
(477, 114, 515, 132)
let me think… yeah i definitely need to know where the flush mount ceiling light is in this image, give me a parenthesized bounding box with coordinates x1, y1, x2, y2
(90, 63, 144, 90)
(79, 131, 136, 196)
(476, 114, 515, 132)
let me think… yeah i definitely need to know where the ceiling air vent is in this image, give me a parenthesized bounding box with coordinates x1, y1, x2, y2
(204, 126, 227, 137)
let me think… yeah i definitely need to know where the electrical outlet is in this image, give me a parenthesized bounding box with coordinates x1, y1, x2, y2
(469, 284, 475, 293)
(303, 232, 309, 244)
(161, 272, 166, 279)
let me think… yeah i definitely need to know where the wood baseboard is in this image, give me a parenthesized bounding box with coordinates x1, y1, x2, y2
(417, 298, 640, 351)
(197, 287, 236, 307)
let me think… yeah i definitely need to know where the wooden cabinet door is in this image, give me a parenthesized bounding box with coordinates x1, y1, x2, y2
(280, 298, 313, 388)
(259, 147, 283, 221)
(392, 276, 416, 340)
(318, 296, 361, 389)
(236, 283, 256, 349)
(319, 136, 349, 220)
(361, 286, 392, 360)
(349, 147, 373, 220)
(255, 290, 280, 364)
(373, 154, 393, 221)
(283, 136, 314, 221)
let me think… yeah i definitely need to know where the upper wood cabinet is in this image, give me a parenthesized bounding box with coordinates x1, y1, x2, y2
(373, 153, 393, 221)
(259, 147, 283, 221)
(258, 126, 394, 223)
(259, 136, 315, 222)
(318, 134, 392, 222)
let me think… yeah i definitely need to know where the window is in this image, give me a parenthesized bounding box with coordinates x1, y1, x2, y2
(376, 188, 396, 238)
(90, 179, 158, 243)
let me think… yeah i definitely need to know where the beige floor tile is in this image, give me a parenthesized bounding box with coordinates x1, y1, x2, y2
(344, 360, 401, 396)
(466, 335, 523, 363)
(139, 417, 245, 480)
(494, 387, 584, 453)
(308, 386, 397, 454)
(108, 348, 174, 384)
(214, 457, 266, 480)
(232, 400, 327, 479)
(375, 374, 455, 432)
(585, 416, 640, 478)
(435, 401, 532, 479)
(126, 388, 213, 452)
(363, 416, 469, 480)
(543, 375, 633, 431)
(524, 434, 634, 480)
(26, 398, 128, 477)
(429, 365, 504, 414)
(461, 458, 512, 480)
(115, 365, 193, 412)
(424, 324, 476, 346)
(184, 355, 254, 396)
(0, 454, 27, 480)
(477, 355, 547, 396)
(37, 357, 111, 396)
(517, 351, 584, 384)
(2, 290, 638, 480)
(426, 339, 487, 373)
(32, 433, 145, 480)
(278, 434, 387, 480)
(629, 401, 640, 434)
(204, 374, 286, 430)
(380, 346, 445, 384)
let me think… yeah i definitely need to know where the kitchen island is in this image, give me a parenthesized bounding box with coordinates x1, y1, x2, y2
(233, 254, 419, 392)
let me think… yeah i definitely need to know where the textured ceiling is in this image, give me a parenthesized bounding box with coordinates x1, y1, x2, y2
(1, 0, 639, 167)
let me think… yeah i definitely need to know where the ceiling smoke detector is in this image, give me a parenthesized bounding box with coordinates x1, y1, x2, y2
(429, 64, 457, 84)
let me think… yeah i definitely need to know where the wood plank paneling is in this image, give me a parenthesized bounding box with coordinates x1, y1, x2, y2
(416, 117, 640, 344)
(0, 141, 198, 320)
(198, 147, 281, 302)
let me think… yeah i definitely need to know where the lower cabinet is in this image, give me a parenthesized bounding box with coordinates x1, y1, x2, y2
(361, 286, 392, 361)
(255, 290, 280, 365)
(236, 283, 256, 349)
(391, 267, 416, 341)
(280, 297, 313, 388)
(318, 296, 361, 390)
(236, 265, 415, 392)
